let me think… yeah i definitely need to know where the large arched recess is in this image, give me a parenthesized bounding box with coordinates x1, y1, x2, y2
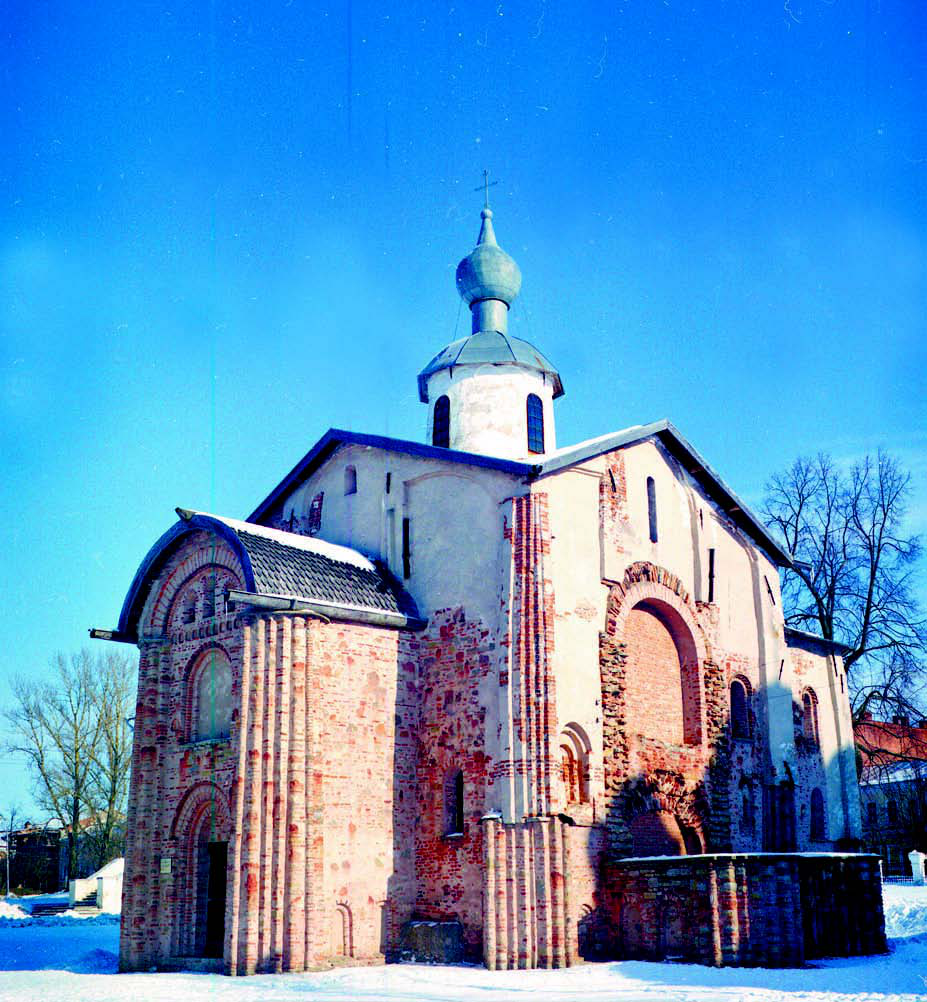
(605, 563, 710, 749)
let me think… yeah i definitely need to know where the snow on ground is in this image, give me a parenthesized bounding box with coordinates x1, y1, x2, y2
(1, 885, 926, 1002)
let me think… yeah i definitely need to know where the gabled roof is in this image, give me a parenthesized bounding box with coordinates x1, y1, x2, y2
(247, 429, 536, 523)
(116, 511, 422, 641)
(247, 421, 793, 567)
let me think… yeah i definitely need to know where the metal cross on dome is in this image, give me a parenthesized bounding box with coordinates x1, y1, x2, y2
(474, 168, 499, 209)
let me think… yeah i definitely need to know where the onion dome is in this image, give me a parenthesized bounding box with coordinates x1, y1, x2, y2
(455, 208, 522, 307)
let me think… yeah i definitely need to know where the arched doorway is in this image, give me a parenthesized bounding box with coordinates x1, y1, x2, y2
(193, 817, 228, 958)
(171, 782, 232, 959)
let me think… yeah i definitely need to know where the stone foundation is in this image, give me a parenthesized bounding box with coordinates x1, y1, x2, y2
(593, 852, 886, 967)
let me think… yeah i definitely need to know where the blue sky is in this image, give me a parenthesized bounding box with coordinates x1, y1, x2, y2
(1, 1, 924, 818)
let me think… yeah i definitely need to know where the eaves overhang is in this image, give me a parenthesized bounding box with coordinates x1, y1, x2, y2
(784, 627, 853, 656)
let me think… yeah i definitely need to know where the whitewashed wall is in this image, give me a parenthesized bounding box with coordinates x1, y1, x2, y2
(423, 364, 558, 460)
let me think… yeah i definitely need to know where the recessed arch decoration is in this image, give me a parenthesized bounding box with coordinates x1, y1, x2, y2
(124, 518, 254, 639)
(560, 722, 592, 805)
(604, 562, 710, 749)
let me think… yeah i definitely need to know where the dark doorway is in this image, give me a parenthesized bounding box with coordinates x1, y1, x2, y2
(202, 841, 227, 958)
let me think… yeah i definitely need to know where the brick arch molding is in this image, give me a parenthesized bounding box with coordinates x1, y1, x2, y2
(170, 780, 233, 845)
(604, 561, 711, 666)
(136, 533, 243, 636)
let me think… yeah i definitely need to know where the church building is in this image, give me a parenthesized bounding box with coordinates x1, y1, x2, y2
(94, 202, 885, 974)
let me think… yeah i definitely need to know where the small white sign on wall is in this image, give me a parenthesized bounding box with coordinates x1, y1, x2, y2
(160, 857, 172, 875)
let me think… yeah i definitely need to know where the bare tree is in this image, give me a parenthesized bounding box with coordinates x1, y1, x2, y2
(4, 651, 104, 882)
(763, 451, 926, 721)
(82, 652, 134, 870)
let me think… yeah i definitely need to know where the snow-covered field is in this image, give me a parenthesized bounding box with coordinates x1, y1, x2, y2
(1, 885, 926, 1002)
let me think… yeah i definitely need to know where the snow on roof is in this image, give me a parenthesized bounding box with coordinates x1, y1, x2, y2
(185, 511, 375, 572)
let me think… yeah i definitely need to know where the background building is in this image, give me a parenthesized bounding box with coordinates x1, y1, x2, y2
(857, 715, 927, 877)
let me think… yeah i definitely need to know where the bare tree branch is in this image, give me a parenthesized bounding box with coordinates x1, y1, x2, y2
(3, 649, 134, 881)
(763, 450, 926, 723)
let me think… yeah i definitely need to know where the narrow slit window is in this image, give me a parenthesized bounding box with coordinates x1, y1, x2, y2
(526, 394, 545, 454)
(708, 548, 716, 603)
(402, 517, 411, 579)
(444, 769, 464, 835)
(433, 395, 450, 448)
(344, 465, 357, 496)
(647, 477, 658, 543)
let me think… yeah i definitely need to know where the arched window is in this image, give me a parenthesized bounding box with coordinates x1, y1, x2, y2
(802, 689, 820, 747)
(433, 395, 450, 448)
(730, 677, 751, 739)
(647, 477, 658, 543)
(344, 465, 357, 496)
(560, 723, 591, 805)
(810, 788, 825, 841)
(526, 394, 545, 454)
(192, 650, 233, 742)
(444, 769, 464, 836)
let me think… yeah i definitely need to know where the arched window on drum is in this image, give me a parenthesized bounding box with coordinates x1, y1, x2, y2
(433, 395, 450, 448)
(526, 394, 545, 454)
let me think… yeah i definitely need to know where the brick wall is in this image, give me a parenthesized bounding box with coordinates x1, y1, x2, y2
(412, 607, 494, 960)
(623, 605, 686, 744)
(595, 853, 885, 967)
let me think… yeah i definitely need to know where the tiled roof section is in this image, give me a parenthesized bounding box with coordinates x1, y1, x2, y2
(235, 528, 415, 617)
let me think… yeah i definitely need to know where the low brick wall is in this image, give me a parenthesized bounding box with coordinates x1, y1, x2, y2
(594, 852, 885, 967)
